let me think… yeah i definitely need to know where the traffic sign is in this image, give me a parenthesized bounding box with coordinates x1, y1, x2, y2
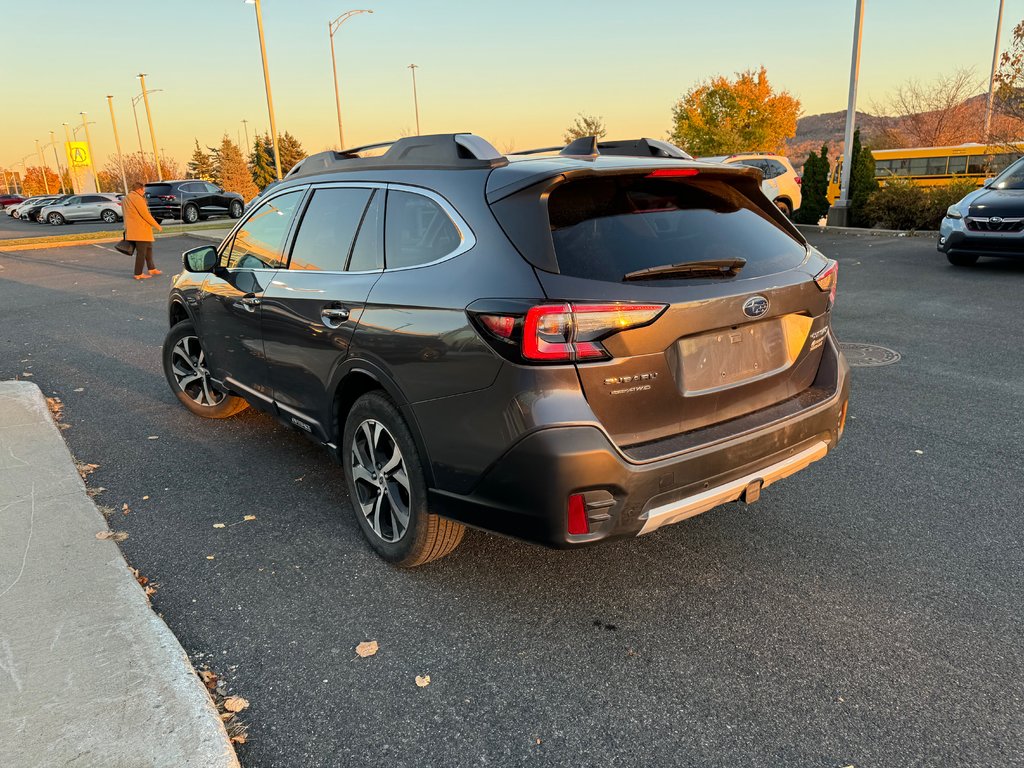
(65, 141, 91, 168)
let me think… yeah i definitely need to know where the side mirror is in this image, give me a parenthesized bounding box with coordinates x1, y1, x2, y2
(983, 177, 996, 188)
(183, 245, 217, 273)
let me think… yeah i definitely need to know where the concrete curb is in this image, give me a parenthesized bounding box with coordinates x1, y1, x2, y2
(796, 223, 940, 238)
(0, 381, 240, 768)
(0, 223, 233, 252)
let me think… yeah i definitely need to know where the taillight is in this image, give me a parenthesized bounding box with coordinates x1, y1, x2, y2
(567, 493, 589, 535)
(815, 260, 838, 307)
(646, 168, 699, 178)
(795, 176, 803, 185)
(474, 302, 667, 364)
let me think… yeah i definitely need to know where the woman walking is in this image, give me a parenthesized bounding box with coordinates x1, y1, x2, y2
(123, 181, 163, 280)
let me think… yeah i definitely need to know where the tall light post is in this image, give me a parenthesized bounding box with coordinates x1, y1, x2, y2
(35, 139, 50, 194)
(137, 74, 162, 180)
(130, 89, 163, 167)
(245, 0, 282, 180)
(80, 112, 101, 192)
(408, 63, 421, 135)
(241, 118, 251, 151)
(62, 122, 79, 193)
(828, 0, 866, 227)
(107, 96, 130, 194)
(329, 9, 373, 149)
(48, 131, 66, 194)
(17, 154, 34, 194)
(985, 0, 1007, 140)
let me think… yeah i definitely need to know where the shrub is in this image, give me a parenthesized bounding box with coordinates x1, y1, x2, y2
(864, 175, 929, 230)
(924, 176, 981, 227)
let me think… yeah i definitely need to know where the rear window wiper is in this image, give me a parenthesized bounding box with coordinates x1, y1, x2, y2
(622, 258, 746, 281)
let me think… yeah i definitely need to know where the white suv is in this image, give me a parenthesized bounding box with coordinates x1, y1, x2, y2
(700, 153, 802, 217)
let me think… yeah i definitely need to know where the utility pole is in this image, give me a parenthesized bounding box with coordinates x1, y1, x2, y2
(138, 73, 162, 180)
(107, 96, 129, 194)
(408, 64, 421, 135)
(35, 139, 50, 194)
(246, 0, 283, 180)
(828, 0, 866, 227)
(242, 119, 251, 151)
(985, 0, 1007, 141)
(329, 9, 373, 149)
(80, 112, 101, 192)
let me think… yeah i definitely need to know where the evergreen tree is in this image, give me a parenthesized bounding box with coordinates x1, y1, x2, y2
(794, 144, 830, 224)
(250, 133, 277, 190)
(215, 135, 258, 200)
(277, 131, 307, 175)
(187, 139, 215, 181)
(849, 129, 879, 227)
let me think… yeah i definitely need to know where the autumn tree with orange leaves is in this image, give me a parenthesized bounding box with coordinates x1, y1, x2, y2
(669, 67, 800, 156)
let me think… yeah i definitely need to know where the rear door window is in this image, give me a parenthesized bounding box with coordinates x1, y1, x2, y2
(145, 184, 173, 196)
(288, 187, 373, 271)
(384, 190, 461, 269)
(547, 175, 806, 282)
(224, 190, 303, 270)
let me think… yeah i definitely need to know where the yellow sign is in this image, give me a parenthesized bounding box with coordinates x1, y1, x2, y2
(66, 141, 91, 168)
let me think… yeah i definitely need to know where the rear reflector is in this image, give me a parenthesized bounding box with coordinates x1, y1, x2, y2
(567, 493, 589, 535)
(814, 260, 839, 307)
(479, 314, 515, 339)
(795, 176, 803, 185)
(646, 168, 699, 178)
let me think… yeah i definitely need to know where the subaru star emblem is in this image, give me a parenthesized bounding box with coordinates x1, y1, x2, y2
(990, 216, 1003, 224)
(742, 295, 770, 318)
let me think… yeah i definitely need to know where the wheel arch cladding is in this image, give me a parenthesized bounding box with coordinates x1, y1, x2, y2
(169, 300, 190, 328)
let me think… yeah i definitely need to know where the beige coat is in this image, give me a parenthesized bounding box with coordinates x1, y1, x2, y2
(123, 190, 162, 242)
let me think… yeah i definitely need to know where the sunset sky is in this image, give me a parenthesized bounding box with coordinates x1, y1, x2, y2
(2, 0, 1022, 171)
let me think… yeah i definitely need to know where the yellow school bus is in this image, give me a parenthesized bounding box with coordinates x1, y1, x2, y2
(826, 142, 1024, 204)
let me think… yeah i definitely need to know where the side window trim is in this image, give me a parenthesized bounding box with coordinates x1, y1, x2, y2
(284, 181, 384, 273)
(217, 185, 310, 270)
(382, 183, 476, 272)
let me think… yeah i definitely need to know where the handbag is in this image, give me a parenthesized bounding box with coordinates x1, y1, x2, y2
(114, 233, 135, 256)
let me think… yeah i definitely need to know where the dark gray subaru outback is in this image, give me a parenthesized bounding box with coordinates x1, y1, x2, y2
(162, 133, 849, 566)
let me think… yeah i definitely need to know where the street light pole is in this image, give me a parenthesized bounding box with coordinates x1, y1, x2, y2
(329, 9, 373, 149)
(408, 64, 421, 135)
(829, 0, 866, 227)
(107, 96, 130, 194)
(62, 122, 78, 193)
(242, 118, 251, 151)
(246, 0, 283, 180)
(984, 0, 1007, 140)
(80, 112, 101, 192)
(138, 73, 162, 181)
(49, 130, 66, 194)
(35, 139, 50, 194)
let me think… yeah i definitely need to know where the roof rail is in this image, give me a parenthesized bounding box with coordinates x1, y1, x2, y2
(285, 133, 508, 179)
(510, 136, 691, 160)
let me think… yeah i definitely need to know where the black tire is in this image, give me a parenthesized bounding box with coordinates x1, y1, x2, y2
(774, 199, 792, 218)
(48, 212, 65, 225)
(946, 252, 979, 267)
(182, 204, 199, 224)
(229, 200, 244, 219)
(100, 209, 118, 224)
(161, 320, 249, 419)
(342, 392, 464, 566)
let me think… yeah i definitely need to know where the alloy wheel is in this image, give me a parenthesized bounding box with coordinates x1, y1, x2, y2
(351, 419, 411, 543)
(184, 206, 198, 223)
(102, 210, 117, 223)
(170, 335, 225, 407)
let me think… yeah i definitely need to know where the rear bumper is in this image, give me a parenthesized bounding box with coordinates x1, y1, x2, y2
(429, 336, 849, 547)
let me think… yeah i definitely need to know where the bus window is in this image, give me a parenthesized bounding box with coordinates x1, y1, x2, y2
(892, 158, 912, 176)
(909, 157, 929, 176)
(874, 159, 893, 177)
(926, 157, 948, 175)
(948, 156, 968, 175)
(967, 155, 991, 175)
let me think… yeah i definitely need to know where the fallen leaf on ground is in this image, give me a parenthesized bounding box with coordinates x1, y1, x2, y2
(355, 641, 378, 658)
(147, 435, 159, 440)
(213, 523, 226, 529)
(199, 669, 218, 690)
(46, 397, 64, 420)
(76, 462, 99, 480)
(415, 675, 431, 688)
(223, 696, 249, 713)
(206, 555, 215, 560)
(122, 503, 130, 515)
(96, 531, 128, 542)
(21, 372, 32, 377)
(87, 487, 106, 498)
(73, 388, 84, 392)
(243, 515, 256, 521)
(143, 495, 150, 500)
(913, 450, 924, 455)
(230, 733, 247, 745)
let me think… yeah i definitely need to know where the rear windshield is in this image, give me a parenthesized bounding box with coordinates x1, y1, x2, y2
(547, 176, 806, 282)
(145, 184, 173, 195)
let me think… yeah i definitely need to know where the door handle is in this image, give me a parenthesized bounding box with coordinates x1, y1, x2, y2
(239, 295, 261, 312)
(320, 306, 350, 328)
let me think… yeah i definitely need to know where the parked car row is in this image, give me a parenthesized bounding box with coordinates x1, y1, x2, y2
(3, 193, 124, 225)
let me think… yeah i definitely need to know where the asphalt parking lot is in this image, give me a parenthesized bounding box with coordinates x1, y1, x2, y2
(1, 232, 1021, 768)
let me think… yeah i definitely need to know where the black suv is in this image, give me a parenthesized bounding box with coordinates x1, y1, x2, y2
(162, 133, 849, 566)
(145, 180, 245, 223)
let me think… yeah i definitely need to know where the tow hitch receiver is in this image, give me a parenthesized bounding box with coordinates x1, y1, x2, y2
(742, 480, 763, 504)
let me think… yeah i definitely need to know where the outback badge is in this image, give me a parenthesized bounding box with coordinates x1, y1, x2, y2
(742, 295, 770, 318)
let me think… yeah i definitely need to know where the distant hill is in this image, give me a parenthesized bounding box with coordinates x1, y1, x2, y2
(786, 110, 896, 172)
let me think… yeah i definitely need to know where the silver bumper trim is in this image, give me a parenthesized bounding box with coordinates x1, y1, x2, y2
(637, 440, 830, 536)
